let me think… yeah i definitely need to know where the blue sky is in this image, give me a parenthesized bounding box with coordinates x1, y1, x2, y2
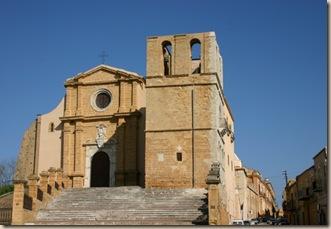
(0, 0, 326, 206)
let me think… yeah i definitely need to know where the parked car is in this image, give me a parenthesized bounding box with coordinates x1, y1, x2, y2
(231, 219, 244, 225)
(267, 218, 277, 225)
(250, 219, 259, 225)
(276, 217, 289, 225)
(243, 220, 250, 225)
(261, 216, 269, 223)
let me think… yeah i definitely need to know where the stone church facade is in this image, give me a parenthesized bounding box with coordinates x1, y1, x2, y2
(15, 65, 146, 188)
(15, 32, 238, 209)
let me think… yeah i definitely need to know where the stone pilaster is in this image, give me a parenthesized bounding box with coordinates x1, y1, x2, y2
(116, 117, 126, 185)
(124, 116, 138, 185)
(75, 122, 83, 174)
(76, 86, 82, 116)
(62, 122, 72, 174)
(34, 116, 41, 175)
(11, 180, 27, 225)
(64, 87, 74, 116)
(130, 81, 137, 111)
(119, 80, 131, 113)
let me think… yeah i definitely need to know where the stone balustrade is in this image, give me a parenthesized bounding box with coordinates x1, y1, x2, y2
(11, 167, 70, 225)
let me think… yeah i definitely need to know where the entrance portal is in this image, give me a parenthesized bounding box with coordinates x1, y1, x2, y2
(90, 151, 110, 187)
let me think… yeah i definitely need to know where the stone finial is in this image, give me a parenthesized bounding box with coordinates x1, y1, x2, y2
(206, 161, 221, 184)
(40, 171, 49, 177)
(48, 167, 57, 173)
(13, 180, 27, 185)
(27, 174, 39, 180)
(55, 168, 63, 173)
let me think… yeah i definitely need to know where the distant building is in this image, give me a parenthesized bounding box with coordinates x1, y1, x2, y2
(235, 166, 277, 220)
(282, 179, 298, 224)
(283, 147, 327, 225)
(313, 147, 328, 224)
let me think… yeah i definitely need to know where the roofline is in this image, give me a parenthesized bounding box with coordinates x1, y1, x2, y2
(235, 166, 248, 176)
(286, 179, 296, 189)
(65, 64, 145, 85)
(224, 96, 235, 122)
(147, 31, 215, 40)
(296, 165, 315, 179)
(40, 97, 64, 117)
(313, 146, 327, 159)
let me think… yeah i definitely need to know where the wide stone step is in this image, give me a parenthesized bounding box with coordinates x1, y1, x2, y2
(48, 202, 205, 208)
(37, 214, 202, 219)
(34, 187, 207, 225)
(38, 210, 203, 217)
(36, 215, 203, 222)
(33, 219, 196, 225)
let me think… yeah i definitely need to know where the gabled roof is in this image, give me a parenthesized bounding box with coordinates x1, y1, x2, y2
(65, 64, 144, 84)
(313, 146, 327, 159)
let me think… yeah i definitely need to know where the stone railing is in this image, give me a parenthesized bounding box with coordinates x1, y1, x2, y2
(206, 161, 229, 225)
(11, 167, 70, 225)
(0, 208, 12, 225)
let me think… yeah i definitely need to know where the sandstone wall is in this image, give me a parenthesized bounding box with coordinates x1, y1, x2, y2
(37, 98, 64, 174)
(14, 120, 37, 180)
(62, 65, 145, 187)
(146, 31, 222, 83)
(145, 32, 225, 189)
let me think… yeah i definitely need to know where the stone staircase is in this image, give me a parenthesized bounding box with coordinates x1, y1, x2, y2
(32, 186, 208, 225)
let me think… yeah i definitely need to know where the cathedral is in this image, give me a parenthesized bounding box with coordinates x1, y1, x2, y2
(9, 32, 278, 226)
(15, 31, 237, 191)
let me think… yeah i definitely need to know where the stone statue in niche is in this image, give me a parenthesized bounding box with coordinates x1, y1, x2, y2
(96, 124, 106, 148)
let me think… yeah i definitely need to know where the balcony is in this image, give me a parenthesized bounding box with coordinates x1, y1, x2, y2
(283, 201, 297, 211)
(312, 181, 323, 192)
(298, 189, 312, 201)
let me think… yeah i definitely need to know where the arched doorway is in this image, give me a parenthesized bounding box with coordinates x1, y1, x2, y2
(90, 151, 110, 187)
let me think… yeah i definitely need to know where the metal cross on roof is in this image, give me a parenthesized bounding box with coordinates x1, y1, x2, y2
(99, 51, 109, 64)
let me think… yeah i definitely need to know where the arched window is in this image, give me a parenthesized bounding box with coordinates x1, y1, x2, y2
(49, 122, 54, 132)
(190, 39, 201, 74)
(162, 41, 172, 76)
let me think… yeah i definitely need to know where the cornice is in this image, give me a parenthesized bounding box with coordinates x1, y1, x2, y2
(60, 111, 140, 122)
(64, 77, 145, 87)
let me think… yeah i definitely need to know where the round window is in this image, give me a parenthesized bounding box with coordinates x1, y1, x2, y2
(91, 89, 112, 111)
(96, 92, 111, 109)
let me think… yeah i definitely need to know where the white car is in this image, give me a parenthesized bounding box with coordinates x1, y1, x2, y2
(231, 220, 244, 225)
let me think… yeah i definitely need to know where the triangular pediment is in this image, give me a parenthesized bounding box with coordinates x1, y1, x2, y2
(65, 65, 144, 85)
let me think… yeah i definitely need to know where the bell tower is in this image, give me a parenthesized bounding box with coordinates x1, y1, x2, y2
(146, 32, 223, 87)
(145, 32, 226, 188)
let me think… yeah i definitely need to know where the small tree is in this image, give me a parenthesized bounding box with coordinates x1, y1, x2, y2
(0, 159, 16, 196)
(0, 163, 5, 184)
(0, 158, 16, 186)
